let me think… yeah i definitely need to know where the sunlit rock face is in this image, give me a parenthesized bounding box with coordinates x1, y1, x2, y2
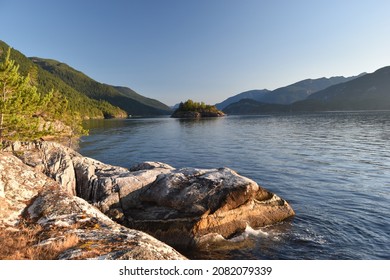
(0, 150, 186, 260)
(5, 141, 294, 253)
(121, 165, 295, 248)
(0, 153, 48, 227)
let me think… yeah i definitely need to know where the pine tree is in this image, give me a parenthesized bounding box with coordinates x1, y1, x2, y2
(0, 48, 87, 146)
(0, 48, 42, 142)
(40, 89, 88, 146)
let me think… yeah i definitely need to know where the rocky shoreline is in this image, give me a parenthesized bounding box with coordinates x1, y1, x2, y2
(171, 110, 226, 118)
(0, 141, 294, 259)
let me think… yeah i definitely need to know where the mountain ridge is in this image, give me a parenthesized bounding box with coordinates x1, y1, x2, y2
(303, 66, 390, 110)
(1, 39, 173, 118)
(215, 89, 270, 110)
(30, 57, 173, 116)
(217, 74, 363, 110)
(0, 40, 127, 119)
(223, 66, 390, 114)
(260, 74, 364, 105)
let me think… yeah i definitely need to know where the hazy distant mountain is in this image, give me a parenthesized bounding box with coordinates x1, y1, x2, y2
(260, 75, 363, 105)
(31, 57, 173, 116)
(223, 66, 390, 114)
(171, 103, 181, 110)
(298, 66, 390, 110)
(215, 89, 270, 110)
(223, 99, 288, 115)
(217, 75, 362, 111)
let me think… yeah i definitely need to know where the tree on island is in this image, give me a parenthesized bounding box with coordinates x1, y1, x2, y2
(172, 99, 225, 118)
(0, 48, 86, 147)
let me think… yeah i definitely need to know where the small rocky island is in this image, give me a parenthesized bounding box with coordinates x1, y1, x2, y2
(171, 99, 225, 118)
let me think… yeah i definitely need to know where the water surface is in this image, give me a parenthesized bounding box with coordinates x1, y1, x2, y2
(80, 111, 390, 259)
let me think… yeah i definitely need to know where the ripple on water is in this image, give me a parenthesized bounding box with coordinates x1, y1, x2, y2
(80, 112, 390, 259)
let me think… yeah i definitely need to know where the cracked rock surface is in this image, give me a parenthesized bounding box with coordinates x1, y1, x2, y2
(5, 141, 295, 252)
(0, 150, 186, 260)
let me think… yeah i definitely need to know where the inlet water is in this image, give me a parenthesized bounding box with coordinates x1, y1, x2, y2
(79, 111, 390, 259)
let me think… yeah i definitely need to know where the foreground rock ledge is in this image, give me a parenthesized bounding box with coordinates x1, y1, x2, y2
(4, 141, 295, 252)
(0, 152, 186, 260)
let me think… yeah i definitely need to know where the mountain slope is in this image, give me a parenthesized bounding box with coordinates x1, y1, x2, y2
(0, 40, 126, 119)
(217, 75, 361, 111)
(215, 89, 270, 110)
(114, 86, 171, 113)
(300, 66, 390, 110)
(31, 58, 172, 116)
(223, 99, 289, 115)
(260, 75, 362, 105)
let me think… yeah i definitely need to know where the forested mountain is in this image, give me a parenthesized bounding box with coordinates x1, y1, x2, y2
(0, 45, 90, 144)
(0, 40, 127, 119)
(31, 58, 172, 116)
(113, 86, 170, 112)
(0, 40, 172, 119)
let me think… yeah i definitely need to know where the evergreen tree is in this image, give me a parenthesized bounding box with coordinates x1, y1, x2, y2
(0, 48, 43, 142)
(40, 89, 88, 146)
(0, 48, 87, 146)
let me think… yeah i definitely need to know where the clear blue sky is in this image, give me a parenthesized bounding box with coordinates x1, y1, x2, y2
(1, 0, 390, 106)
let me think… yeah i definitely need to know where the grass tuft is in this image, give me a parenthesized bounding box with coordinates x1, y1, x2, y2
(0, 224, 79, 260)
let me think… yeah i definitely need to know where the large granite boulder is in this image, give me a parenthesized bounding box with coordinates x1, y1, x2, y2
(124, 166, 294, 248)
(71, 157, 175, 223)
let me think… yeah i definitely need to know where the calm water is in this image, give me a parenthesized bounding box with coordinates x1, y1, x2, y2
(79, 111, 390, 260)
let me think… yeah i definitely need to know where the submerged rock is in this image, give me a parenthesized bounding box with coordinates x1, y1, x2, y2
(5, 141, 295, 253)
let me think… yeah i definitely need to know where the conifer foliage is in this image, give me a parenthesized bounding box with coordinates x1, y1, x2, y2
(0, 48, 86, 146)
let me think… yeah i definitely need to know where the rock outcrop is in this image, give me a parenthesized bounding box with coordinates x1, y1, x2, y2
(0, 153, 50, 227)
(5, 141, 78, 196)
(26, 186, 186, 260)
(125, 166, 294, 248)
(171, 110, 225, 118)
(0, 151, 186, 260)
(5, 141, 295, 251)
